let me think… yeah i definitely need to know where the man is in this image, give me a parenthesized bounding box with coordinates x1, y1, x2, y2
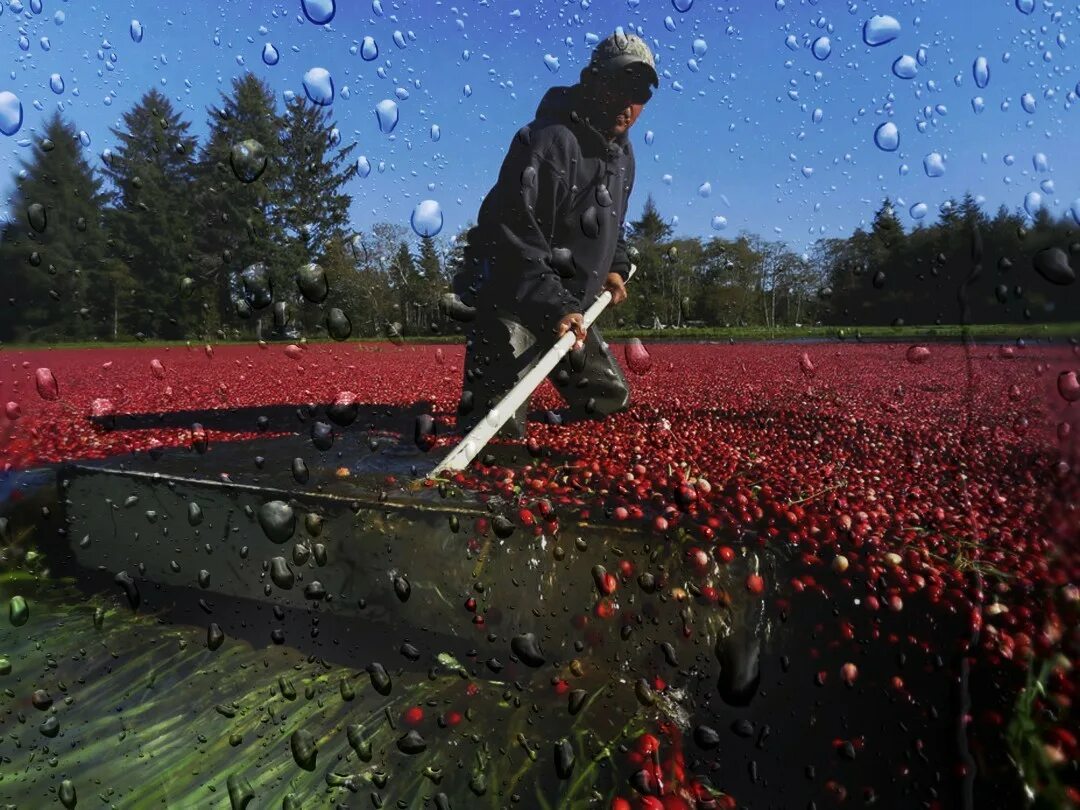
(451, 31, 658, 440)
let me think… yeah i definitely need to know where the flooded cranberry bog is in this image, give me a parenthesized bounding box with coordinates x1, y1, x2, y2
(0, 339, 1076, 809)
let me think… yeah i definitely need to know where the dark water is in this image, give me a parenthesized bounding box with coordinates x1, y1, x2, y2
(0, 420, 1027, 809)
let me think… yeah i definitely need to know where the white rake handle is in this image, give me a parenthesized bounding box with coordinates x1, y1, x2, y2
(432, 264, 636, 476)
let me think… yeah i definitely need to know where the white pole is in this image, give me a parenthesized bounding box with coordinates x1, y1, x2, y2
(431, 265, 636, 477)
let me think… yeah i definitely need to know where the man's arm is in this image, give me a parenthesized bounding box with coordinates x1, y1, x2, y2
(610, 226, 632, 283)
(488, 134, 581, 334)
(610, 171, 634, 282)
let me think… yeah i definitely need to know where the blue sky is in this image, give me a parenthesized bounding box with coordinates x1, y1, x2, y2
(1, 0, 1077, 254)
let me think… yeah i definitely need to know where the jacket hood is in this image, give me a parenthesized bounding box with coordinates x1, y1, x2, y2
(535, 84, 629, 159)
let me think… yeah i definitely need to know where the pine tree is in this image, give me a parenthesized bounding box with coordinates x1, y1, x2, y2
(276, 97, 355, 266)
(869, 198, 903, 252)
(275, 97, 356, 334)
(627, 194, 674, 327)
(316, 235, 367, 340)
(628, 194, 672, 244)
(391, 241, 425, 332)
(0, 113, 111, 342)
(416, 236, 445, 332)
(101, 89, 200, 339)
(193, 74, 286, 340)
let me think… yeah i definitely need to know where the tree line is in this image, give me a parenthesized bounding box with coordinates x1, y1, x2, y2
(0, 75, 454, 344)
(1, 73, 1076, 343)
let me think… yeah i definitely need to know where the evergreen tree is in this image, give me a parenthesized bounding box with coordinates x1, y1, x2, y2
(0, 114, 111, 342)
(101, 89, 200, 339)
(416, 236, 445, 332)
(390, 241, 425, 332)
(315, 235, 368, 339)
(628, 194, 673, 243)
(627, 194, 674, 327)
(275, 97, 357, 335)
(276, 97, 355, 267)
(193, 74, 286, 340)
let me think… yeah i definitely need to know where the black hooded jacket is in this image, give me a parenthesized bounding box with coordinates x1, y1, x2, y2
(454, 84, 635, 336)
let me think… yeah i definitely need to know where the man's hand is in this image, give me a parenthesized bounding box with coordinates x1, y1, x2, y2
(603, 272, 627, 306)
(555, 312, 586, 351)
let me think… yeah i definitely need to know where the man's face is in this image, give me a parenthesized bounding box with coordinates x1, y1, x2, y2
(610, 100, 646, 137)
(593, 71, 653, 137)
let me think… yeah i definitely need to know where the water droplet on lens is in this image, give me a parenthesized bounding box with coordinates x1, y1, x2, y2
(397, 730, 427, 755)
(625, 338, 651, 374)
(27, 202, 46, 232)
(1033, 248, 1075, 285)
(226, 774, 254, 810)
(511, 633, 546, 667)
(1024, 191, 1042, 218)
(368, 663, 392, 695)
(1021, 92, 1036, 113)
(973, 56, 989, 88)
(296, 263, 328, 302)
(303, 67, 334, 105)
(1016, 0, 1034, 13)
(905, 345, 931, 364)
(580, 206, 599, 238)
(9, 595, 28, 626)
(892, 55, 917, 79)
(262, 43, 279, 65)
(229, 139, 267, 183)
(0, 91, 23, 136)
(694, 724, 721, 749)
(811, 36, 831, 60)
(301, 0, 336, 25)
(711, 215, 728, 231)
(241, 263, 273, 309)
(49, 73, 64, 94)
(554, 739, 575, 778)
(375, 99, 399, 133)
(923, 152, 945, 177)
(863, 15, 900, 46)
(59, 780, 76, 809)
(1057, 371, 1080, 403)
(130, 19, 143, 42)
(258, 500, 296, 543)
(672, 0, 693, 11)
(910, 202, 928, 219)
(114, 571, 140, 610)
(291, 729, 318, 770)
(411, 200, 443, 237)
(326, 308, 352, 340)
(270, 557, 295, 589)
(311, 420, 334, 451)
(873, 122, 899, 152)
(35, 367, 58, 400)
(207, 622, 224, 650)
(361, 36, 378, 60)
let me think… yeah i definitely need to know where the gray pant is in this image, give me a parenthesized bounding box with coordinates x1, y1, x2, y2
(456, 311, 630, 439)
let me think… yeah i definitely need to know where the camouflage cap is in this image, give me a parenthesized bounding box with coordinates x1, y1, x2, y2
(584, 30, 659, 89)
